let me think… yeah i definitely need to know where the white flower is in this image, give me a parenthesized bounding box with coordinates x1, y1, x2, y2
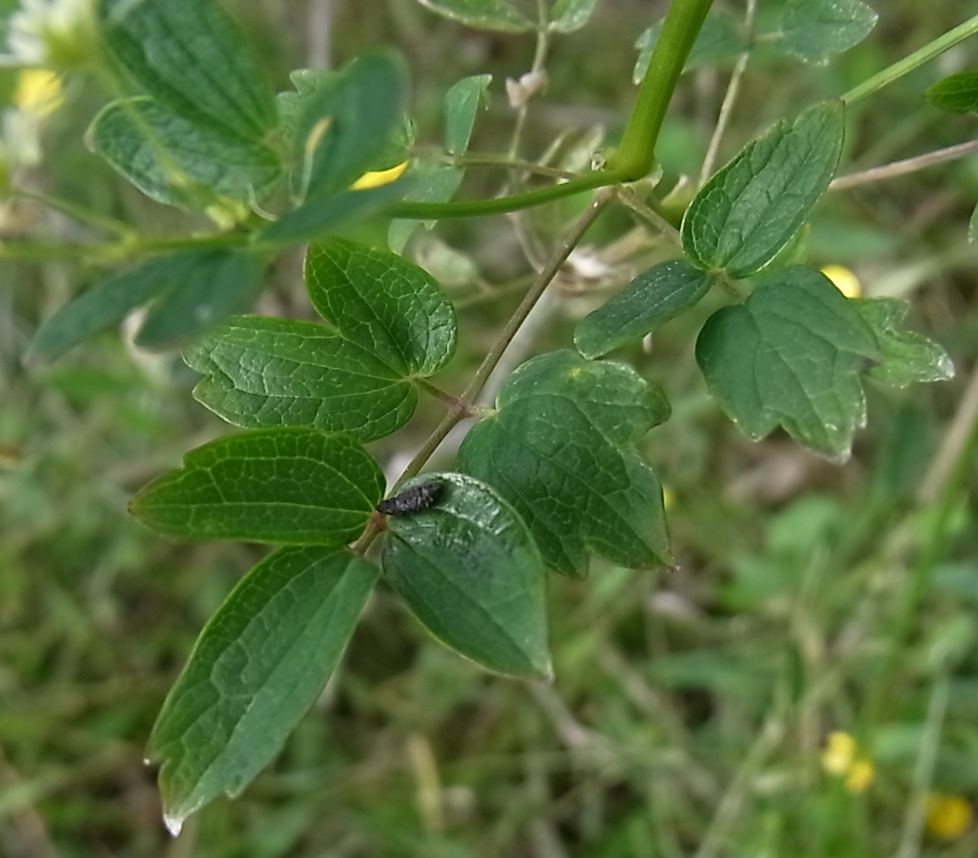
(3, 0, 96, 68)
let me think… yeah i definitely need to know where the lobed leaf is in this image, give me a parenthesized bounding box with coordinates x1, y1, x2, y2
(925, 72, 978, 115)
(853, 298, 954, 388)
(99, 0, 277, 142)
(88, 97, 282, 210)
(129, 427, 384, 545)
(682, 100, 845, 278)
(574, 259, 714, 358)
(382, 473, 552, 679)
(696, 266, 879, 461)
(458, 350, 672, 578)
(415, 0, 535, 32)
(283, 50, 408, 201)
(149, 547, 378, 835)
(779, 0, 878, 66)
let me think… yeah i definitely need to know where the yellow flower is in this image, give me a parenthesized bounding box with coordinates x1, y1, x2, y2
(14, 68, 62, 118)
(926, 793, 972, 840)
(821, 264, 862, 298)
(351, 159, 409, 190)
(821, 732, 875, 794)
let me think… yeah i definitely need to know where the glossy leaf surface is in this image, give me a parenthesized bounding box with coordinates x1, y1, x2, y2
(415, 0, 535, 32)
(780, 0, 878, 65)
(149, 547, 378, 835)
(382, 473, 552, 679)
(130, 428, 384, 545)
(459, 350, 672, 578)
(682, 101, 845, 278)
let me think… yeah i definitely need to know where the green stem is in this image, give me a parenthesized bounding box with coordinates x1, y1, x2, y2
(388, 170, 617, 220)
(611, 0, 713, 180)
(12, 188, 134, 237)
(842, 15, 978, 107)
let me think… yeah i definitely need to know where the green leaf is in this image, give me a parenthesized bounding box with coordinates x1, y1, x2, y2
(458, 350, 672, 578)
(853, 298, 954, 388)
(574, 259, 714, 358)
(415, 0, 535, 32)
(696, 266, 880, 461)
(254, 181, 407, 248)
(388, 163, 463, 253)
(185, 317, 418, 441)
(682, 100, 845, 278)
(99, 0, 277, 141)
(149, 547, 378, 835)
(88, 97, 282, 209)
(381, 473, 552, 679)
(634, 10, 747, 84)
(548, 0, 598, 33)
(780, 0, 878, 66)
(445, 74, 492, 156)
(304, 237, 457, 376)
(135, 251, 267, 350)
(129, 428, 384, 544)
(283, 50, 408, 201)
(970, 202, 978, 243)
(185, 239, 455, 438)
(26, 253, 197, 362)
(925, 72, 978, 115)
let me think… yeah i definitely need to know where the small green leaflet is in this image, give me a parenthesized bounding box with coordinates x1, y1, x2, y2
(88, 97, 282, 211)
(634, 10, 746, 84)
(696, 266, 880, 461)
(99, 0, 277, 142)
(549, 0, 599, 33)
(970, 203, 978, 243)
(574, 259, 714, 358)
(186, 238, 457, 441)
(458, 350, 672, 578)
(415, 0, 535, 32)
(149, 547, 379, 835)
(129, 427, 384, 545)
(682, 100, 845, 278)
(445, 74, 492, 156)
(382, 473, 552, 679)
(925, 72, 978, 115)
(779, 0, 878, 66)
(853, 298, 954, 388)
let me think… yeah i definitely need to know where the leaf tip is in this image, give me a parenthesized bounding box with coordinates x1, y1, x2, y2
(162, 811, 185, 838)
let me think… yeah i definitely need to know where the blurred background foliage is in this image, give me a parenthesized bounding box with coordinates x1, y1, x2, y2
(3, 0, 978, 855)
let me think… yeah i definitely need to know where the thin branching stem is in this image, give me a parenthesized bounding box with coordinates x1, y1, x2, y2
(829, 138, 978, 191)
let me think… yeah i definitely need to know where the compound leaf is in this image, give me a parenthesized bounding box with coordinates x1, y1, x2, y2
(696, 266, 880, 461)
(458, 350, 672, 578)
(99, 0, 277, 141)
(853, 298, 954, 388)
(129, 427, 384, 545)
(382, 473, 552, 679)
(149, 547, 378, 835)
(780, 0, 878, 66)
(574, 259, 714, 358)
(682, 100, 845, 278)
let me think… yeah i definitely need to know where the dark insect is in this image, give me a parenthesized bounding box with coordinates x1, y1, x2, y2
(376, 481, 445, 516)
